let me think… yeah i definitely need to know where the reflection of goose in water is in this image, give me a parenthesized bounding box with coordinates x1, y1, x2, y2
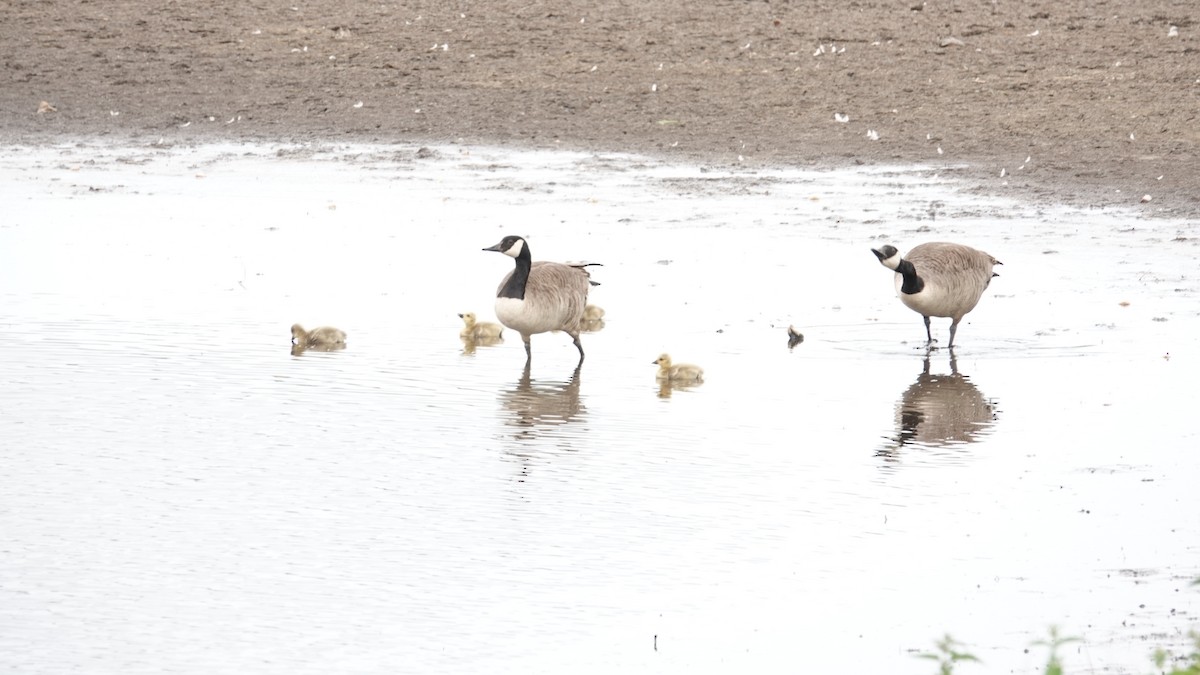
(879, 354, 999, 458)
(499, 363, 586, 440)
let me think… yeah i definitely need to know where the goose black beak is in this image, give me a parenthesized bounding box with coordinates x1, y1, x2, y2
(457, 313, 464, 318)
(870, 248, 885, 261)
(483, 242, 503, 252)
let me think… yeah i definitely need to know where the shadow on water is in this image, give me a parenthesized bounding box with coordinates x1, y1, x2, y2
(877, 352, 1000, 463)
(498, 363, 586, 442)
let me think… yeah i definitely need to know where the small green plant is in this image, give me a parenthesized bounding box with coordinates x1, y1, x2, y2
(1031, 626, 1081, 675)
(917, 634, 980, 675)
(1153, 630, 1200, 675)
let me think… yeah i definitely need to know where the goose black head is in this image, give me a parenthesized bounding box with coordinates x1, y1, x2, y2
(871, 244, 902, 270)
(483, 235, 527, 259)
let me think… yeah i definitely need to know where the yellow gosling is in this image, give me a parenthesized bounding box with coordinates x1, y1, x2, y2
(458, 312, 504, 340)
(653, 353, 704, 383)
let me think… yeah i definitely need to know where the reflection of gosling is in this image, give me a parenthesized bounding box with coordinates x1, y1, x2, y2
(787, 325, 804, 348)
(458, 312, 504, 340)
(584, 304, 605, 321)
(653, 353, 704, 383)
(291, 323, 347, 348)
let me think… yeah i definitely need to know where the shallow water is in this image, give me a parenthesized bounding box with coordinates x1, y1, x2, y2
(1, 142, 1197, 674)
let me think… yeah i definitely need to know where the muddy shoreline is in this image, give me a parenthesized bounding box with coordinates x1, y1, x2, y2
(3, 0, 1197, 218)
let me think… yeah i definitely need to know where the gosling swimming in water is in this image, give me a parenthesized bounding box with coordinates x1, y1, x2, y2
(653, 353, 704, 383)
(291, 323, 346, 347)
(458, 312, 504, 340)
(291, 324, 347, 354)
(871, 242, 1001, 349)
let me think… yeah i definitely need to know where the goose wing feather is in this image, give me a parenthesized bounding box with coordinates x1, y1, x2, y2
(497, 261, 592, 332)
(907, 242, 998, 293)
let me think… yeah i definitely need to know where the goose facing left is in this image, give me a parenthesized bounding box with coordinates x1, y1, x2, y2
(458, 312, 504, 340)
(653, 353, 704, 383)
(291, 324, 347, 350)
(483, 235, 597, 363)
(871, 242, 1001, 348)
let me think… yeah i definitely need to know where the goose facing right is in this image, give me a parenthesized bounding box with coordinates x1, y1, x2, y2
(483, 235, 597, 363)
(871, 242, 1001, 348)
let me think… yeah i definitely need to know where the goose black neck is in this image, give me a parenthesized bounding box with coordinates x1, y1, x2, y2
(498, 245, 532, 300)
(896, 258, 924, 295)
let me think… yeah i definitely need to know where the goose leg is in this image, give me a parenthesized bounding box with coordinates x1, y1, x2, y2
(923, 315, 935, 347)
(569, 331, 585, 362)
(948, 319, 960, 349)
(522, 334, 532, 363)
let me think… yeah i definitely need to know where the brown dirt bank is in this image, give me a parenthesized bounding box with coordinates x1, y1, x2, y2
(3, 0, 1198, 218)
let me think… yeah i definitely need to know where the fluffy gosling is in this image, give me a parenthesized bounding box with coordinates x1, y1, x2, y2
(653, 353, 704, 383)
(458, 312, 504, 340)
(291, 323, 347, 348)
(291, 324, 347, 354)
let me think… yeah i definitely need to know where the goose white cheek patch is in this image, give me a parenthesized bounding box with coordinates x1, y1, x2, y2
(504, 239, 524, 258)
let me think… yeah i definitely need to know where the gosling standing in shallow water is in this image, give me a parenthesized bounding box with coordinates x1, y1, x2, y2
(483, 235, 598, 363)
(871, 242, 1001, 349)
(653, 353, 704, 383)
(458, 312, 504, 340)
(291, 324, 347, 349)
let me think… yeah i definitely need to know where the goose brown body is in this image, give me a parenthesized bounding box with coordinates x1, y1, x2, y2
(872, 242, 1001, 348)
(484, 235, 596, 363)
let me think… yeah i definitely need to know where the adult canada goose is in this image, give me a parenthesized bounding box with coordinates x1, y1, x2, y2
(653, 353, 704, 383)
(483, 235, 597, 363)
(871, 242, 1001, 348)
(291, 324, 347, 349)
(458, 312, 504, 340)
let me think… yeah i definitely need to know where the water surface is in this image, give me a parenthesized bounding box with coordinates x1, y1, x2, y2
(1, 142, 1197, 674)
